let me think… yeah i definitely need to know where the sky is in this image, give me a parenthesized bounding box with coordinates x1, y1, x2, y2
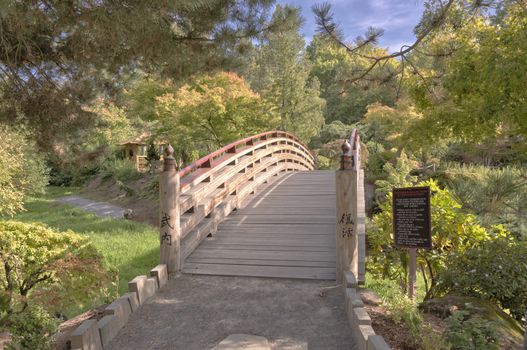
(276, 0, 425, 53)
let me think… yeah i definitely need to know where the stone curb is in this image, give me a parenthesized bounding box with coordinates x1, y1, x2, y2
(69, 264, 169, 350)
(344, 271, 391, 350)
(150, 264, 169, 289)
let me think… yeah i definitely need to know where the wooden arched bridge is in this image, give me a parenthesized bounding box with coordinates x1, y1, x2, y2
(159, 130, 366, 283)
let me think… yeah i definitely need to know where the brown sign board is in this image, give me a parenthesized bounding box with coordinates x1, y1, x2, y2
(393, 187, 432, 249)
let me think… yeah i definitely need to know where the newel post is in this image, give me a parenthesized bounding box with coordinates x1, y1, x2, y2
(335, 140, 358, 283)
(159, 144, 181, 273)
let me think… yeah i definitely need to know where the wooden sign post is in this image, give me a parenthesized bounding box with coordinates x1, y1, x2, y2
(159, 145, 181, 273)
(335, 140, 357, 283)
(393, 187, 432, 299)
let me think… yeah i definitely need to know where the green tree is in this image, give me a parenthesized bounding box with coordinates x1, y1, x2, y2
(441, 164, 527, 238)
(405, 2, 527, 144)
(146, 143, 160, 163)
(368, 174, 502, 300)
(306, 34, 397, 124)
(0, 126, 48, 216)
(0, 0, 296, 152)
(247, 5, 325, 142)
(151, 72, 278, 164)
(83, 99, 139, 150)
(0, 221, 116, 318)
(436, 238, 527, 322)
(5, 305, 57, 350)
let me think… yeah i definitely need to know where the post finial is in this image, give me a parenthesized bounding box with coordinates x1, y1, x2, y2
(163, 144, 176, 171)
(341, 140, 351, 155)
(165, 144, 174, 158)
(340, 140, 352, 170)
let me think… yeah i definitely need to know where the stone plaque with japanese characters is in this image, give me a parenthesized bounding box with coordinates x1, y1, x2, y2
(392, 187, 432, 248)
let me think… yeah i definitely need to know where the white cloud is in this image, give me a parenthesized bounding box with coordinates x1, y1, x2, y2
(277, 0, 423, 52)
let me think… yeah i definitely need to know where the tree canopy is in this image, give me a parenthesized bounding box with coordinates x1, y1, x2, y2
(0, 0, 297, 150)
(247, 5, 325, 142)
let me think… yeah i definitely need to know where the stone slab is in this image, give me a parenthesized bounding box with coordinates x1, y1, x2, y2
(150, 264, 168, 289)
(360, 288, 382, 306)
(146, 277, 159, 296)
(345, 288, 364, 310)
(128, 275, 158, 304)
(70, 319, 103, 350)
(353, 307, 372, 326)
(344, 271, 358, 289)
(103, 297, 132, 328)
(211, 334, 271, 350)
(121, 292, 140, 312)
(128, 275, 147, 304)
(357, 325, 376, 350)
(368, 335, 391, 350)
(98, 315, 122, 347)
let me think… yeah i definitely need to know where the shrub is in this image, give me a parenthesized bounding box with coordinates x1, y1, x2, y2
(101, 159, 142, 182)
(146, 175, 160, 196)
(48, 164, 73, 187)
(368, 179, 499, 300)
(440, 163, 527, 239)
(444, 310, 500, 350)
(386, 294, 423, 347)
(71, 161, 101, 185)
(0, 221, 117, 316)
(316, 155, 331, 169)
(5, 305, 57, 350)
(146, 142, 160, 163)
(434, 239, 527, 322)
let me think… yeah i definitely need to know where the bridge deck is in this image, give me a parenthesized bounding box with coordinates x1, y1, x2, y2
(183, 171, 336, 280)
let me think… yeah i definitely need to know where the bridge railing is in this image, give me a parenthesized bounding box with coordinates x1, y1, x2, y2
(159, 131, 315, 273)
(336, 128, 366, 284)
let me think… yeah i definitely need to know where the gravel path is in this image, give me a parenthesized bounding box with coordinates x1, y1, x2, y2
(56, 195, 127, 219)
(107, 274, 356, 350)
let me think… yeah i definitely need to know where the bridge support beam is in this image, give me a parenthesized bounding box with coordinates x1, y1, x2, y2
(159, 145, 181, 273)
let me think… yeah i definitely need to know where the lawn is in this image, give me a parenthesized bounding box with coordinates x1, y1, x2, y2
(364, 272, 427, 303)
(2, 186, 158, 315)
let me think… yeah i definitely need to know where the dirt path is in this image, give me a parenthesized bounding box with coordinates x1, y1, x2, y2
(56, 195, 127, 219)
(107, 274, 356, 350)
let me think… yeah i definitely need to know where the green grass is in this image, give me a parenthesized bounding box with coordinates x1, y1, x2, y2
(364, 272, 427, 303)
(3, 186, 158, 302)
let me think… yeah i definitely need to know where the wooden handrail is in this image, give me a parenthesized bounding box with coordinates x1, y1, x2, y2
(178, 131, 313, 179)
(159, 130, 315, 273)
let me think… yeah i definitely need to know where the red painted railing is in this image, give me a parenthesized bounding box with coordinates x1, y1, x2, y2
(177, 130, 313, 179)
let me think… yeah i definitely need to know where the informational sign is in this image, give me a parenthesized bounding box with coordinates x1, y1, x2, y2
(392, 187, 432, 249)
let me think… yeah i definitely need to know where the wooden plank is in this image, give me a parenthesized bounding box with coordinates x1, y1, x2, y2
(183, 170, 338, 280)
(203, 236, 335, 246)
(182, 263, 336, 280)
(196, 244, 335, 253)
(186, 257, 336, 268)
(235, 209, 335, 215)
(215, 232, 333, 239)
(190, 249, 335, 262)
(217, 224, 335, 232)
(224, 217, 335, 225)
(244, 203, 336, 209)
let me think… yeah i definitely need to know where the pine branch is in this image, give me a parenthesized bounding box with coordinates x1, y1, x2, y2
(313, 0, 456, 84)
